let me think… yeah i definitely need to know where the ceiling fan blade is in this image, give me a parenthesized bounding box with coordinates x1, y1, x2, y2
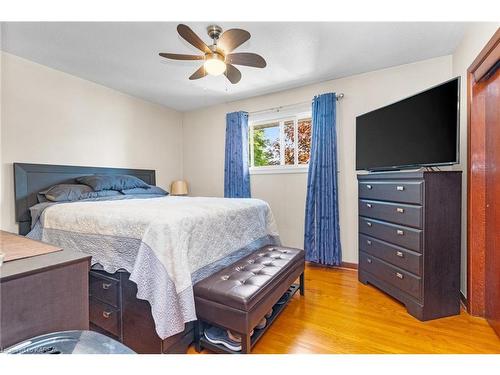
(159, 53, 204, 61)
(189, 65, 208, 80)
(177, 24, 211, 54)
(224, 64, 242, 84)
(225, 53, 266, 68)
(217, 29, 250, 53)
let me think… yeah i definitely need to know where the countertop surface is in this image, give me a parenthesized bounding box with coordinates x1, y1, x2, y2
(0, 231, 90, 282)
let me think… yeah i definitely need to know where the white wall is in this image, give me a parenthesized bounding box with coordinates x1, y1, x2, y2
(183, 56, 453, 264)
(451, 23, 499, 294)
(0, 52, 184, 233)
(0, 25, 4, 230)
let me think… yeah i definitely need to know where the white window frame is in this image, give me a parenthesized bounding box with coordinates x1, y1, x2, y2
(249, 111, 312, 175)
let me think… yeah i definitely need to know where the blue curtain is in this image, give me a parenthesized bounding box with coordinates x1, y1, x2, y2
(304, 93, 342, 266)
(224, 111, 251, 198)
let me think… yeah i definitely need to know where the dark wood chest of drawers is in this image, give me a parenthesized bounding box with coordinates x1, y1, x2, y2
(357, 171, 462, 321)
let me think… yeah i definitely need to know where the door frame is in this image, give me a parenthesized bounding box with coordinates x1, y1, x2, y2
(467, 28, 500, 316)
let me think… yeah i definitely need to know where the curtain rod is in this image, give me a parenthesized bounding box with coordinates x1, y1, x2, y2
(248, 93, 344, 116)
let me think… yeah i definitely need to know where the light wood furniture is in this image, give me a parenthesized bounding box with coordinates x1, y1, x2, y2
(357, 171, 462, 321)
(1, 231, 61, 262)
(189, 265, 500, 354)
(0, 231, 91, 350)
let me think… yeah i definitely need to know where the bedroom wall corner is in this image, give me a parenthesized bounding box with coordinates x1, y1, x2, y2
(0, 52, 184, 233)
(451, 22, 500, 295)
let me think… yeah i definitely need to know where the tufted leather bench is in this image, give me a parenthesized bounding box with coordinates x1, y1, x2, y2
(193, 245, 305, 353)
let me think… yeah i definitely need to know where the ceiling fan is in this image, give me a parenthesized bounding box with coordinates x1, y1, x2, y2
(159, 24, 267, 84)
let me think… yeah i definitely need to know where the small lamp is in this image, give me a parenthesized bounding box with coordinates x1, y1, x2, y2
(170, 180, 188, 196)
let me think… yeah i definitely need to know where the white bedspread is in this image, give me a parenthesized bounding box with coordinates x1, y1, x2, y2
(37, 196, 279, 338)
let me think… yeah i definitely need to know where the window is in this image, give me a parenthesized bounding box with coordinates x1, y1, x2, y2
(249, 111, 312, 173)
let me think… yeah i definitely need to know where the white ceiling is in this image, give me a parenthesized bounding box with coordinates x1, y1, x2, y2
(1, 22, 466, 111)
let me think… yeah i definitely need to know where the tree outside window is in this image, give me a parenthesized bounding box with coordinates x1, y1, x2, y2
(250, 114, 312, 168)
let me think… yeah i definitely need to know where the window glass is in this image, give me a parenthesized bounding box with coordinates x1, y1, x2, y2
(252, 122, 280, 166)
(284, 120, 295, 165)
(297, 118, 312, 165)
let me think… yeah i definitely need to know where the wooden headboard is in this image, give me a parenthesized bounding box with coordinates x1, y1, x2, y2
(14, 163, 156, 235)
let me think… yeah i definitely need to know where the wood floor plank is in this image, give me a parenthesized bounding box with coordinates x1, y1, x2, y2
(188, 265, 500, 354)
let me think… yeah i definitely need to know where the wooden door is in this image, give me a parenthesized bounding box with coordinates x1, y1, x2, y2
(484, 66, 500, 334)
(467, 28, 500, 336)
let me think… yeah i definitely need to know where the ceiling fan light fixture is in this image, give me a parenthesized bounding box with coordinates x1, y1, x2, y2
(204, 53, 226, 76)
(159, 24, 266, 84)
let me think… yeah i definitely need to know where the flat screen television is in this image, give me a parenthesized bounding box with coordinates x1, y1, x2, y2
(356, 77, 460, 171)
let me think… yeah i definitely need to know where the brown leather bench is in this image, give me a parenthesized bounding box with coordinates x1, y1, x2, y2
(193, 245, 305, 353)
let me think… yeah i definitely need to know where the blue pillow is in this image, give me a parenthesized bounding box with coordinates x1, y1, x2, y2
(41, 184, 122, 202)
(121, 185, 168, 196)
(77, 174, 149, 192)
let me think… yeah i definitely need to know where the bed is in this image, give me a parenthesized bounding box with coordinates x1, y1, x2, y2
(13, 163, 280, 353)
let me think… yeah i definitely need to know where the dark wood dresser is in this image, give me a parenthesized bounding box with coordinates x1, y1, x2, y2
(89, 270, 193, 354)
(0, 231, 91, 350)
(357, 171, 461, 321)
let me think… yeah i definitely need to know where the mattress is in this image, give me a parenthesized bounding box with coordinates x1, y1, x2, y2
(28, 195, 280, 339)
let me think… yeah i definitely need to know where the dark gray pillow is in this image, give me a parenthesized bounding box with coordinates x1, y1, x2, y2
(76, 174, 149, 192)
(41, 184, 122, 202)
(121, 185, 168, 196)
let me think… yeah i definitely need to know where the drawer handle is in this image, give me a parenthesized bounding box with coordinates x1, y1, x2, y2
(367, 258, 372, 264)
(396, 186, 405, 191)
(396, 272, 404, 279)
(396, 207, 404, 213)
(366, 184, 372, 190)
(366, 203, 372, 208)
(396, 251, 404, 258)
(366, 222, 372, 227)
(102, 282, 112, 290)
(397, 229, 404, 236)
(102, 311, 112, 319)
(366, 240, 372, 245)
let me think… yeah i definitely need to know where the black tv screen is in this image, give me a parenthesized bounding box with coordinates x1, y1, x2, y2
(356, 78, 460, 171)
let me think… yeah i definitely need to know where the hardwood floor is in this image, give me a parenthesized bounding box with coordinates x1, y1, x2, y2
(188, 265, 500, 354)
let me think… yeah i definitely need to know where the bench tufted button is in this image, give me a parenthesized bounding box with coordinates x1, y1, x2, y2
(247, 259, 255, 264)
(221, 275, 229, 280)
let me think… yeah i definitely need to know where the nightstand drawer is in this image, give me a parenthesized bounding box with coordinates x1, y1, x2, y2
(360, 251, 421, 300)
(89, 271, 120, 308)
(89, 298, 120, 338)
(359, 234, 422, 275)
(358, 180, 423, 204)
(359, 199, 422, 228)
(359, 217, 422, 252)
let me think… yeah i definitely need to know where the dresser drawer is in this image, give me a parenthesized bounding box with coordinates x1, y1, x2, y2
(89, 271, 120, 308)
(359, 234, 422, 275)
(89, 298, 120, 337)
(360, 251, 421, 300)
(359, 199, 423, 228)
(358, 180, 423, 204)
(359, 217, 422, 252)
